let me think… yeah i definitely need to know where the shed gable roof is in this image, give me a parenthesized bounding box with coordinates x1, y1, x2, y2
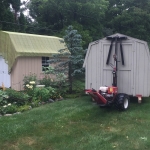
(83, 33, 149, 67)
(0, 31, 67, 71)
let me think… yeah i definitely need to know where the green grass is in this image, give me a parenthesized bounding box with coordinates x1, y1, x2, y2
(0, 96, 150, 150)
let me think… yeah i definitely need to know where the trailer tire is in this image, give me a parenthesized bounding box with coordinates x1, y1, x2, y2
(115, 94, 130, 110)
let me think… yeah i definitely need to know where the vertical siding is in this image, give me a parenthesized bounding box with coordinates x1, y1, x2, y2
(87, 43, 97, 89)
(97, 42, 102, 89)
(0, 56, 10, 87)
(84, 35, 150, 96)
(117, 43, 133, 94)
(101, 43, 114, 87)
(135, 42, 149, 96)
(11, 56, 42, 91)
(86, 41, 102, 90)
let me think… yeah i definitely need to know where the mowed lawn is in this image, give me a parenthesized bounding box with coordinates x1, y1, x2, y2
(0, 96, 150, 150)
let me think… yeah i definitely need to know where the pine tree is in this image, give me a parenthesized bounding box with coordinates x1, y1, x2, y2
(49, 25, 84, 93)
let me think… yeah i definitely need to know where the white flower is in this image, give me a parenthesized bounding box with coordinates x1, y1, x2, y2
(3, 105, 7, 108)
(30, 81, 35, 84)
(26, 84, 29, 87)
(8, 103, 11, 106)
(28, 85, 33, 89)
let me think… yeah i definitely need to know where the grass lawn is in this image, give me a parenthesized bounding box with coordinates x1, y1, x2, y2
(0, 95, 150, 150)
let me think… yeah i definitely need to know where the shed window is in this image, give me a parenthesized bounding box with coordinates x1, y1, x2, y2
(42, 57, 49, 71)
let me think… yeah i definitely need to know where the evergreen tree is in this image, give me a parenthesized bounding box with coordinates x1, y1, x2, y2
(49, 26, 84, 93)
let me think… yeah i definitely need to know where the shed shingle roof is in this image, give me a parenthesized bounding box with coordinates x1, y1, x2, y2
(0, 31, 67, 71)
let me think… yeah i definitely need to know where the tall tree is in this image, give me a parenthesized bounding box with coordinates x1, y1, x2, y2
(50, 26, 84, 93)
(0, 0, 15, 31)
(28, 0, 109, 46)
(10, 0, 21, 22)
(105, 0, 150, 43)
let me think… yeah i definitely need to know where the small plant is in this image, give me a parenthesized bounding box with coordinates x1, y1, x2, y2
(0, 90, 9, 106)
(53, 73, 68, 97)
(6, 89, 30, 106)
(5, 104, 18, 114)
(25, 80, 36, 96)
(33, 87, 50, 102)
(39, 75, 53, 87)
(33, 87, 59, 102)
(23, 73, 37, 90)
(30, 98, 41, 108)
(0, 103, 18, 115)
(18, 105, 31, 112)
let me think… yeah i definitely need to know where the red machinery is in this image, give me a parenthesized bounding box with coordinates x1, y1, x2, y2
(85, 35, 130, 110)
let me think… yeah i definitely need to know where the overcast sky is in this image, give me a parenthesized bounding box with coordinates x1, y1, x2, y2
(20, 0, 30, 16)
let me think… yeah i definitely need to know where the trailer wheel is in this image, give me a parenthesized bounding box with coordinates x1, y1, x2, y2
(116, 94, 130, 110)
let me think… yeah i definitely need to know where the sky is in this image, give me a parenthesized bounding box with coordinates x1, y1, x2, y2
(20, 0, 30, 16)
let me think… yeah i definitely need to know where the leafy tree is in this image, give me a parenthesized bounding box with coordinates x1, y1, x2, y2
(10, 0, 21, 22)
(18, 12, 26, 32)
(105, 0, 150, 44)
(28, 0, 109, 47)
(0, 0, 15, 31)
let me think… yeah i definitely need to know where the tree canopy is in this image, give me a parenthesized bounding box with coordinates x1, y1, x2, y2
(1, 0, 150, 46)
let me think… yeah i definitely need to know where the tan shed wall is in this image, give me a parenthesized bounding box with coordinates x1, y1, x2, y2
(11, 56, 43, 91)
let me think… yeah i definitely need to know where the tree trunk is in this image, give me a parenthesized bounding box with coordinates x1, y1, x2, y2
(68, 61, 73, 94)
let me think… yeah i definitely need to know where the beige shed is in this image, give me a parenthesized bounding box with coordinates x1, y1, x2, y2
(83, 33, 150, 97)
(0, 31, 67, 91)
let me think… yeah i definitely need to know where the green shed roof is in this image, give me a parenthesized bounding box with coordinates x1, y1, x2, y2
(0, 31, 67, 71)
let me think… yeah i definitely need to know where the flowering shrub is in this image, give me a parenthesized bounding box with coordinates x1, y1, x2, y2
(0, 103, 18, 115)
(23, 73, 37, 90)
(6, 89, 30, 106)
(25, 81, 36, 96)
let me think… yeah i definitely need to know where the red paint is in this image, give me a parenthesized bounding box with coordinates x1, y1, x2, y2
(85, 89, 107, 104)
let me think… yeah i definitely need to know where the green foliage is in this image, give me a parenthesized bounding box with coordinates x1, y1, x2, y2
(23, 74, 37, 96)
(33, 87, 50, 102)
(28, 0, 109, 46)
(49, 26, 84, 93)
(30, 98, 41, 108)
(39, 66, 54, 87)
(17, 104, 31, 112)
(23, 73, 37, 89)
(39, 75, 52, 87)
(1, 97, 150, 149)
(6, 89, 30, 106)
(0, 90, 9, 106)
(41, 64, 69, 96)
(33, 87, 61, 101)
(4, 104, 18, 114)
(105, 0, 150, 43)
(0, 103, 18, 115)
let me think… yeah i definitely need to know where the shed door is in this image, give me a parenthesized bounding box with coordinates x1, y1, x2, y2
(0, 56, 11, 88)
(101, 43, 133, 95)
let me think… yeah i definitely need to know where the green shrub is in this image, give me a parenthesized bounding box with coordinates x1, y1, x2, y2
(33, 87, 61, 102)
(23, 73, 37, 87)
(5, 104, 18, 114)
(0, 103, 18, 115)
(6, 89, 30, 106)
(39, 75, 53, 87)
(18, 105, 31, 112)
(0, 90, 9, 106)
(33, 87, 50, 102)
(23, 74, 37, 96)
(0, 106, 6, 115)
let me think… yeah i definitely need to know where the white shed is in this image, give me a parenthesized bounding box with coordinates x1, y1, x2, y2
(83, 33, 150, 97)
(0, 56, 10, 88)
